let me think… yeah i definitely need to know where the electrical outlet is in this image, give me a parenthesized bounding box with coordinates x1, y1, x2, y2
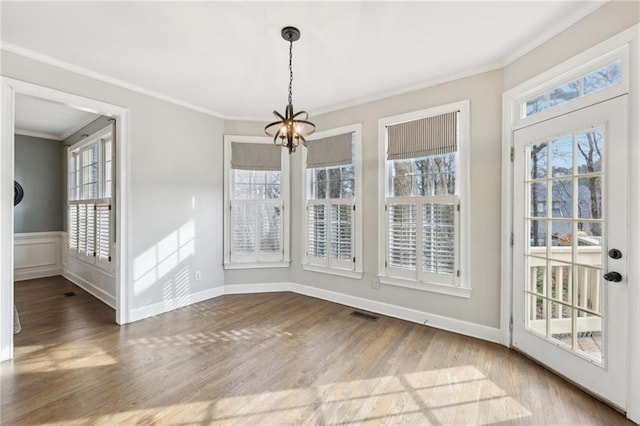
(195, 271, 202, 281)
(372, 279, 380, 289)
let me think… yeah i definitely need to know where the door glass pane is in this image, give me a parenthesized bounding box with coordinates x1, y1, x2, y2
(576, 129, 603, 174)
(523, 126, 606, 365)
(551, 180, 573, 217)
(529, 182, 546, 217)
(576, 310, 603, 362)
(530, 143, 548, 179)
(551, 136, 573, 177)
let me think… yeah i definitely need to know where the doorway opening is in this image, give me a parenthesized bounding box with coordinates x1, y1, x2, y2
(1, 78, 131, 361)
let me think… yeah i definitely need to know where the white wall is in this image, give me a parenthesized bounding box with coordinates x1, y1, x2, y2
(1, 50, 225, 319)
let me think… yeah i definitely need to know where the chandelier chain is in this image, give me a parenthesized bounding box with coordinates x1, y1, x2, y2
(288, 40, 293, 105)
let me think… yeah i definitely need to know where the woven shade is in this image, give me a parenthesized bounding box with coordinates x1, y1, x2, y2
(387, 112, 457, 160)
(307, 133, 353, 168)
(231, 142, 282, 171)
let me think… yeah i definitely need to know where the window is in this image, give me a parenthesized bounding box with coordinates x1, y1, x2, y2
(516, 46, 628, 127)
(302, 124, 362, 278)
(378, 101, 470, 297)
(524, 60, 622, 117)
(67, 125, 113, 269)
(223, 136, 290, 268)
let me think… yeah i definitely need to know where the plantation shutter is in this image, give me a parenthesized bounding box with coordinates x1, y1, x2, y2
(259, 205, 281, 254)
(422, 202, 455, 274)
(231, 142, 281, 171)
(307, 204, 327, 260)
(307, 133, 353, 168)
(96, 203, 111, 262)
(330, 205, 352, 261)
(387, 203, 417, 269)
(231, 204, 256, 256)
(68, 204, 78, 251)
(387, 112, 457, 160)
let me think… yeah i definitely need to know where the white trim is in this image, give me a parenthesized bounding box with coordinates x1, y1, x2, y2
(62, 269, 116, 309)
(378, 275, 472, 299)
(377, 100, 471, 293)
(1, 43, 224, 119)
(301, 264, 363, 280)
(1, 77, 131, 362)
(129, 286, 225, 323)
(501, 24, 640, 422)
(223, 261, 290, 270)
(300, 123, 363, 277)
(625, 24, 640, 425)
(14, 231, 64, 281)
(222, 135, 290, 268)
(222, 282, 499, 343)
(14, 128, 61, 141)
(290, 283, 500, 344)
(224, 283, 290, 295)
(500, 1, 608, 67)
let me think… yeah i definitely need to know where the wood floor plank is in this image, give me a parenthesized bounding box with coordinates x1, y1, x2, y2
(1, 276, 633, 425)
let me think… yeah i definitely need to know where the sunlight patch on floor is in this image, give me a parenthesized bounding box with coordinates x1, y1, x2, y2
(42, 365, 531, 425)
(13, 343, 117, 373)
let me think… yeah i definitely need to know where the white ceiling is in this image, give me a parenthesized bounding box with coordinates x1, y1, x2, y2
(1, 1, 604, 120)
(14, 94, 99, 140)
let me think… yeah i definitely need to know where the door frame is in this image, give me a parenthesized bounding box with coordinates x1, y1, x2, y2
(501, 25, 640, 422)
(1, 78, 132, 362)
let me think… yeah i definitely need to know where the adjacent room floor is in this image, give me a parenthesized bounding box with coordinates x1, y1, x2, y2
(1, 277, 632, 425)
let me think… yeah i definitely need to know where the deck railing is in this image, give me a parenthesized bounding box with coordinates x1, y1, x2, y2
(527, 247, 602, 336)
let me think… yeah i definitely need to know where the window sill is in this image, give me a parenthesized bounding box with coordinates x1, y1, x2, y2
(378, 275, 472, 299)
(302, 264, 363, 280)
(224, 261, 290, 270)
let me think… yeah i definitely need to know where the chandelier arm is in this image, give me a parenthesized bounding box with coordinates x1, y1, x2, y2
(291, 110, 309, 119)
(272, 111, 286, 121)
(264, 120, 285, 136)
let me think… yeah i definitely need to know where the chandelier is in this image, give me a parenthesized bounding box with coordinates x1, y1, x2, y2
(264, 26, 315, 153)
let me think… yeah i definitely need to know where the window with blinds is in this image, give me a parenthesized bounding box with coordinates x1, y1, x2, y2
(67, 126, 113, 269)
(382, 105, 464, 289)
(304, 130, 358, 272)
(225, 138, 289, 266)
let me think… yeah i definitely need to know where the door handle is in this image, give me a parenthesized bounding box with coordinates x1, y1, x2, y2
(608, 249, 622, 259)
(603, 272, 623, 282)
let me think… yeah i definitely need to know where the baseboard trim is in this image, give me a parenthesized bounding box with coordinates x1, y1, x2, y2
(224, 283, 290, 294)
(129, 286, 225, 323)
(14, 266, 62, 282)
(62, 269, 116, 309)
(290, 283, 502, 344)
(124, 281, 501, 344)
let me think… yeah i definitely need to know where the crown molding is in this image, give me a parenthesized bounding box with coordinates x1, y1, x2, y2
(14, 128, 61, 141)
(1, 42, 225, 119)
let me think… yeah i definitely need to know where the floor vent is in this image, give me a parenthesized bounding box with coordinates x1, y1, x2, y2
(350, 311, 379, 321)
(64, 292, 77, 297)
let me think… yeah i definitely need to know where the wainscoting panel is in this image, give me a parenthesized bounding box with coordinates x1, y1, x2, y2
(14, 232, 64, 281)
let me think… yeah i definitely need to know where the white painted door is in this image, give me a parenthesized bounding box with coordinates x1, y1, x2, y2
(512, 96, 628, 409)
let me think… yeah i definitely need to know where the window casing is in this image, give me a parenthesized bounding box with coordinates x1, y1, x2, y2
(378, 101, 470, 297)
(301, 124, 362, 278)
(67, 126, 113, 270)
(224, 136, 290, 268)
(515, 46, 628, 129)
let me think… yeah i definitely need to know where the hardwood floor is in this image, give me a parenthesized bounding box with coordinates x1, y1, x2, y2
(2, 276, 632, 425)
